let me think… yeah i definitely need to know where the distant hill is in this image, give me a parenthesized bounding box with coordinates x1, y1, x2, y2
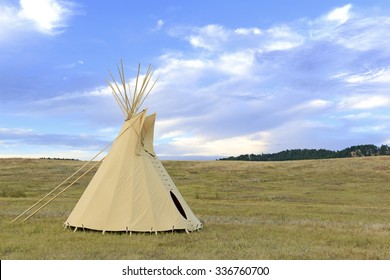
(219, 144, 390, 161)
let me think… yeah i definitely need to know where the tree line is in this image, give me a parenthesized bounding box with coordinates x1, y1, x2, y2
(219, 144, 390, 161)
(39, 157, 80, 161)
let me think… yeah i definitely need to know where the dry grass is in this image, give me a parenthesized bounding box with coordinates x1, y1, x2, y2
(1, 157, 390, 259)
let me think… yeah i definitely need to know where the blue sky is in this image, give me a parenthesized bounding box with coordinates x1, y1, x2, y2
(1, 0, 390, 159)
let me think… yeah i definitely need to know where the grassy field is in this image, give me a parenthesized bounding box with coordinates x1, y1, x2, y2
(1, 157, 390, 259)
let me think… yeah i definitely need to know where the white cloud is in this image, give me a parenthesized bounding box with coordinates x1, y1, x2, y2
(369, 69, 390, 83)
(151, 19, 165, 31)
(97, 126, 117, 134)
(183, 23, 304, 52)
(156, 19, 164, 30)
(0, 127, 34, 136)
(333, 68, 390, 84)
(151, 4, 390, 156)
(157, 56, 208, 72)
(18, 0, 70, 33)
(0, 4, 20, 39)
(349, 124, 387, 133)
(216, 50, 255, 76)
(85, 86, 112, 97)
(265, 25, 305, 51)
(309, 4, 354, 40)
(157, 130, 186, 140)
(4, 3, 390, 159)
(341, 112, 372, 120)
(339, 95, 390, 110)
(165, 131, 271, 157)
(0, 4, 16, 23)
(154, 118, 187, 140)
(0, 0, 74, 40)
(0, 149, 100, 160)
(344, 70, 380, 83)
(332, 17, 390, 51)
(288, 99, 333, 113)
(0, 124, 109, 159)
(234, 27, 262, 35)
(57, 60, 85, 69)
(188, 24, 229, 50)
(326, 3, 352, 24)
(308, 99, 333, 108)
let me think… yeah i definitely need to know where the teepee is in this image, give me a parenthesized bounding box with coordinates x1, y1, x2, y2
(65, 62, 202, 233)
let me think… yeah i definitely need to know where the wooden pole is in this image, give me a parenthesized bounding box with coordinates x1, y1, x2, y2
(13, 118, 135, 223)
(11, 147, 107, 223)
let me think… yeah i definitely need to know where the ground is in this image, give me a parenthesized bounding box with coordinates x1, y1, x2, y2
(1, 157, 390, 259)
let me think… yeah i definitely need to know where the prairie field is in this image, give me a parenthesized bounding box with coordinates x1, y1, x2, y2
(1, 157, 390, 260)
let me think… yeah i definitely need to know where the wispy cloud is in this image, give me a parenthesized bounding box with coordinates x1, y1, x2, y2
(147, 3, 390, 157)
(57, 60, 85, 69)
(338, 95, 390, 110)
(156, 19, 165, 30)
(2, 3, 390, 159)
(0, 126, 107, 147)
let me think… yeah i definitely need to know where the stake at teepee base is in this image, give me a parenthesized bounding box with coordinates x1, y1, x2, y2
(13, 61, 202, 234)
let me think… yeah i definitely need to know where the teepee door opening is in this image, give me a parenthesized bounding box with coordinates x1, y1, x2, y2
(170, 191, 187, 220)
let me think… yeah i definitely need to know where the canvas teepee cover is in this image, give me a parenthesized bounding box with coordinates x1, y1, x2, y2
(65, 63, 202, 232)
